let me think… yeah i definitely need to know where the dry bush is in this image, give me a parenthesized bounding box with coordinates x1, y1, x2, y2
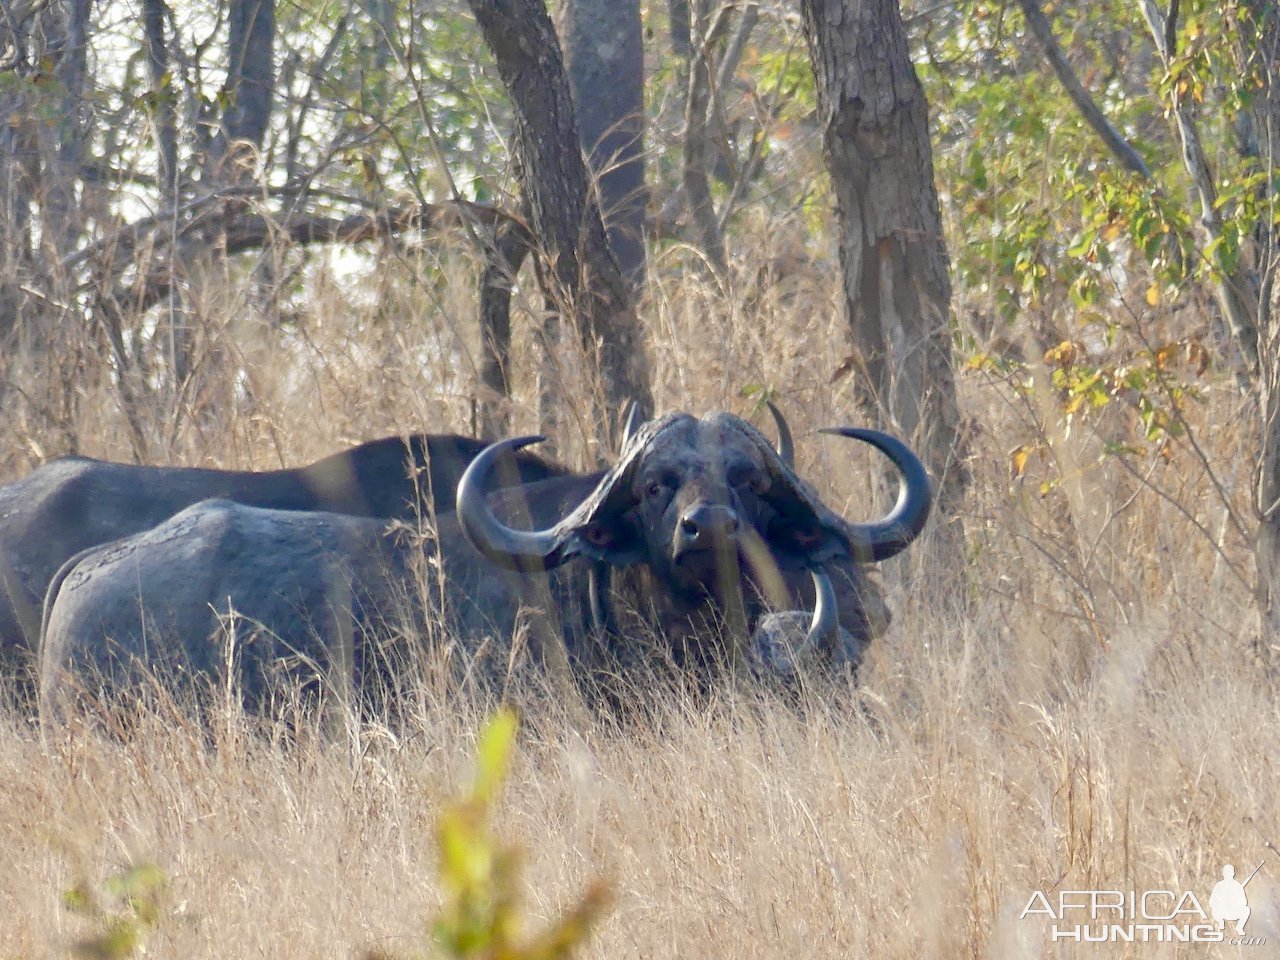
(0, 225, 1274, 957)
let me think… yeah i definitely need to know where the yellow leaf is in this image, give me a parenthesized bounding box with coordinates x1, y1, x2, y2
(1010, 444, 1033, 479)
(1043, 340, 1079, 368)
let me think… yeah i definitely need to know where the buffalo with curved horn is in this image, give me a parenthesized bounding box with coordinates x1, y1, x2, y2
(37, 408, 928, 717)
(458, 410, 930, 677)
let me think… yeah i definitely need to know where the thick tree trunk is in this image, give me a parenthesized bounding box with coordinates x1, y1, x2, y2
(683, 4, 730, 279)
(799, 0, 968, 540)
(668, 0, 692, 60)
(563, 0, 648, 285)
(467, 0, 654, 434)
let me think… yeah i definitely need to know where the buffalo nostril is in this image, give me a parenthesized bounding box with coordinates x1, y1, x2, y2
(678, 506, 738, 548)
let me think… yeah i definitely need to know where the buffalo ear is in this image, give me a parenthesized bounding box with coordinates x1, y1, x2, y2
(574, 516, 645, 565)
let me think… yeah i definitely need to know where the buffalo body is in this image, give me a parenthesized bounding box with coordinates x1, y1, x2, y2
(0, 433, 560, 668)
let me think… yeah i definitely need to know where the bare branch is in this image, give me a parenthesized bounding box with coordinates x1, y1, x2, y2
(220, 202, 506, 254)
(63, 192, 508, 275)
(713, 1, 759, 97)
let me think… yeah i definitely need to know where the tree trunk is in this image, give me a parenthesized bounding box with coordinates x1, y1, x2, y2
(563, 0, 648, 285)
(143, 0, 179, 189)
(467, 0, 654, 436)
(1239, 1, 1280, 643)
(194, 0, 275, 393)
(212, 0, 276, 170)
(478, 218, 535, 436)
(35, 0, 91, 262)
(799, 0, 968, 543)
(683, 3, 730, 279)
(1257, 346, 1280, 642)
(1232, 0, 1279, 312)
(0, 20, 34, 351)
(668, 0, 692, 60)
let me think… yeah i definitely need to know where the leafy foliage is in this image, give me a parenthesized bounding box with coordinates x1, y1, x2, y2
(62, 863, 168, 960)
(912, 0, 1264, 484)
(972, 328, 1209, 496)
(373, 708, 612, 960)
(917, 0, 1269, 311)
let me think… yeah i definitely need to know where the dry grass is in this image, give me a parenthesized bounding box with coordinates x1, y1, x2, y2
(1, 233, 1277, 958)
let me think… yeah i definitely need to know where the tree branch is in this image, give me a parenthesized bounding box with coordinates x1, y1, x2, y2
(1136, 0, 1261, 372)
(64, 193, 509, 275)
(1016, 0, 1153, 179)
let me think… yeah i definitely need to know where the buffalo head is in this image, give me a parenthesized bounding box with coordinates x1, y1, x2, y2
(456, 412, 931, 667)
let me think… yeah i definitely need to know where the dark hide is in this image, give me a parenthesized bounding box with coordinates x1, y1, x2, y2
(38, 472, 606, 718)
(0, 434, 562, 667)
(39, 411, 926, 714)
(38, 502, 507, 718)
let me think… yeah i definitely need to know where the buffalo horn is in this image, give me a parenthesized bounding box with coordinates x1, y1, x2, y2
(819, 427, 932, 561)
(455, 436, 567, 572)
(588, 564, 609, 637)
(804, 569, 837, 650)
(764, 400, 794, 467)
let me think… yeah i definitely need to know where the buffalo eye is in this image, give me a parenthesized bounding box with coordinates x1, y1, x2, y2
(644, 472, 677, 502)
(728, 464, 766, 494)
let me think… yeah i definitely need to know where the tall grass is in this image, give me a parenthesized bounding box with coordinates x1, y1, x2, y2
(0, 229, 1273, 957)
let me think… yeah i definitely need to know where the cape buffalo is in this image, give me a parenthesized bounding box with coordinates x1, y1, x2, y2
(37, 473, 602, 719)
(37, 502, 502, 717)
(37, 410, 927, 718)
(457, 412, 930, 679)
(0, 433, 562, 671)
